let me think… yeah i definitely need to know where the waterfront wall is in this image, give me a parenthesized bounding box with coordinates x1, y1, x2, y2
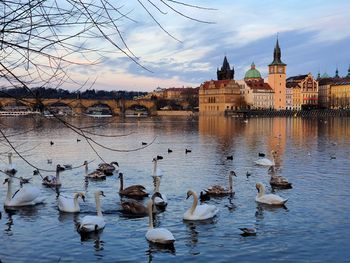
(156, 110, 197, 116)
(225, 109, 350, 118)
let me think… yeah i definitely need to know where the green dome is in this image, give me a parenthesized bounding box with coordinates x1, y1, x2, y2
(244, 63, 261, 79)
(321, 72, 330, 78)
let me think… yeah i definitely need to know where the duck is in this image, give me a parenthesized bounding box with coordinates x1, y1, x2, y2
(42, 164, 63, 187)
(3, 176, 45, 207)
(50, 141, 54, 146)
(98, 161, 119, 175)
(78, 191, 105, 233)
(185, 149, 192, 154)
(255, 182, 288, 206)
(199, 191, 210, 202)
(183, 190, 219, 221)
(254, 150, 276, 166)
(84, 161, 106, 180)
(142, 142, 148, 146)
(4, 153, 17, 175)
(258, 152, 265, 157)
(63, 164, 73, 170)
(145, 198, 175, 245)
(153, 176, 167, 210)
(167, 148, 173, 153)
(58, 192, 86, 213)
(226, 155, 233, 160)
(120, 192, 161, 217)
(239, 227, 257, 236)
(118, 172, 149, 199)
(204, 171, 236, 196)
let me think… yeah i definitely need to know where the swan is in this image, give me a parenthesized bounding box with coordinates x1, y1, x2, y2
(118, 172, 149, 199)
(153, 176, 167, 210)
(58, 192, 86, 213)
(42, 164, 63, 187)
(4, 153, 17, 175)
(98, 161, 119, 175)
(3, 177, 45, 207)
(84, 161, 106, 180)
(255, 182, 288, 206)
(254, 150, 276, 166)
(205, 171, 236, 196)
(183, 190, 219, 221)
(78, 191, 105, 233)
(145, 198, 175, 245)
(120, 192, 161, 216)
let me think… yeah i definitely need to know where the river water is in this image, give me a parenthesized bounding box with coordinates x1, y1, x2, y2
(0, 115, 349, 262)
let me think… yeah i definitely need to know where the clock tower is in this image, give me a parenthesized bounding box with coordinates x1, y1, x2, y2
(268, 38, 287, 110)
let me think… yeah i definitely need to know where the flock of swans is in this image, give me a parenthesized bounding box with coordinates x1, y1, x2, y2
(1, 149, 292, 246)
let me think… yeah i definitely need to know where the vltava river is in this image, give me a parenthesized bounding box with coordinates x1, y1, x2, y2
(0, 116, 349, 262)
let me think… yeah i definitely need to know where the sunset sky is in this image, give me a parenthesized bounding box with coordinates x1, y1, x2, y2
(69, 0, 350, 92)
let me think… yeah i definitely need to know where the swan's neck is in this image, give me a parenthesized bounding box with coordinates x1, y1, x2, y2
(73, 193, 79, 209)
(8, 154, 12, 166)
(119, 176, 123, 191)
(155, 178, 160, 193)
(5, 178, 13, 202)
(228, 174, 233, 193)
(85, 164, 88, 175)
(148, 202, 154, 229)
(56, 170, 61, 184)
(257, 186, 265, 197)
(152, 161, 157, 177)
(190, 192, 198, 215)
(95, 194, 102, 217)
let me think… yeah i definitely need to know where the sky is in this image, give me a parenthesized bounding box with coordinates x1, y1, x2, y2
(69, 0, 350, 92)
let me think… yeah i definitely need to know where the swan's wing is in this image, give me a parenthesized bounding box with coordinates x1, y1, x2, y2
(58, 196, 76, 212)
(194, 204, 219, 219)
(146, 228, 175, 243)
(259, 194, 287, 205)
(12, 185, 41, 204)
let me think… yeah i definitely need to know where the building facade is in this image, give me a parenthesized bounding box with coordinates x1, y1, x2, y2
(268, 39, 287, 110)
(241, 63, 274, 109)
(287, 73, 318, 110)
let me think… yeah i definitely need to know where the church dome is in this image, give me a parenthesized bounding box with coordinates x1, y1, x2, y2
(244, 63, 261, 79)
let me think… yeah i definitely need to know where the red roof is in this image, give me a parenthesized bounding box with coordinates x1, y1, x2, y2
(245, 80, 273, 91)
(201, 79, 232, 89)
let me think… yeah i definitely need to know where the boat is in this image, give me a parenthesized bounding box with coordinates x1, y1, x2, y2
(124, 110, 148, 118)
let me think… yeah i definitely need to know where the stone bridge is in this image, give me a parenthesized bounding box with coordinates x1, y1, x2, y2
(0, 98, 156, 116)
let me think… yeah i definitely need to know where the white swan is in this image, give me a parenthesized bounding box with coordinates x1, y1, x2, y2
(254, 150, 276, 166)
(183, 190, 219, 221)
(3, 177, 45, 207)
(42, 164, 63, 186)
(255, 182, 288, 206)
(78, 191, 105, 233)
(153, 176, 167, 209)
(145, 199, 175, 244)
(58, 192, 86, 213)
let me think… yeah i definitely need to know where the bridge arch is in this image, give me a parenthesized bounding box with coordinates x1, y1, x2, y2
(85, 103, 113, 116)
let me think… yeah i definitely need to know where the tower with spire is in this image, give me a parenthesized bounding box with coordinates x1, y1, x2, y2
(217, 56, 234, 80)
(335, 67, 340, 78)
(268, 37, 287, 110)
(347, 65, 350, 78)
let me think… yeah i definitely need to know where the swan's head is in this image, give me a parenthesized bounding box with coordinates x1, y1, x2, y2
(83, 161, 88, 165)
(186, 190, 194, 200)
(79, 192, 86, 202)
(255, 182, 264, 193)
(56, 164, 65, 172)
(152, 158, 157, 162)
(229, 171, 237, 177)
(118, 172, 123, 179)
(95, 190, 105, 197)
(3, 178, 11, 185)
(111, 161, 119, 167)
